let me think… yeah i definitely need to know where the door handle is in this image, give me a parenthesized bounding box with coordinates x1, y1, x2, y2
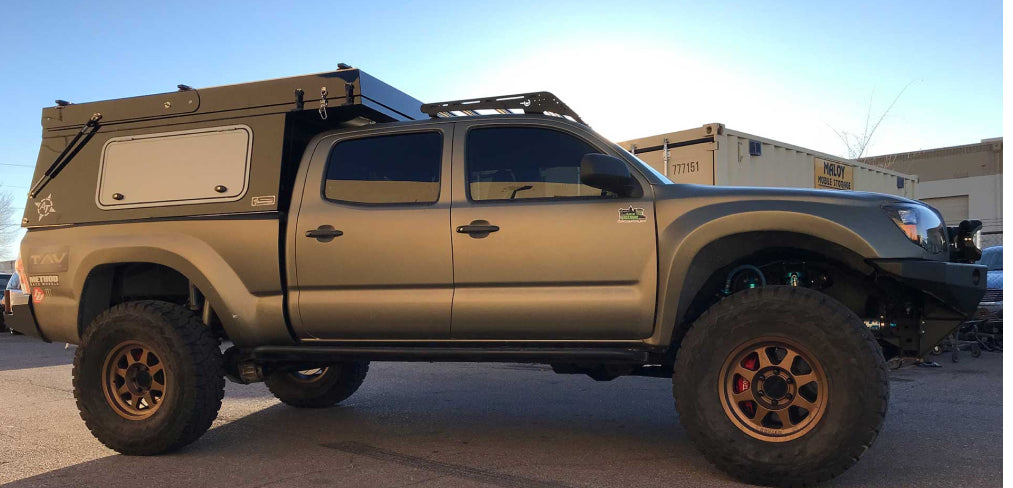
(456, 223, 500, 234)
(305, 225, 343, 241)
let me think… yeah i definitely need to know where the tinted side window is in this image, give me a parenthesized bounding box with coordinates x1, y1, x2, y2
(325, 132, 442, 204)
(466, 127, 610, 201)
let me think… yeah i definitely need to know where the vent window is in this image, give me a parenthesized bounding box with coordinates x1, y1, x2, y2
(97, 125, 252, 209)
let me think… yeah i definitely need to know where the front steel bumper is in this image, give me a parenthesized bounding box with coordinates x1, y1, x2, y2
(871, 259, 987, 356)
(871, 259, 987, 316)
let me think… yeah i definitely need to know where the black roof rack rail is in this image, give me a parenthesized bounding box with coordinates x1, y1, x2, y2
(420, 91, 586, 125)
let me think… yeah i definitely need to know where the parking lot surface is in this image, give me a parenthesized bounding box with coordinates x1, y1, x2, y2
(0, 334, 1002, 487)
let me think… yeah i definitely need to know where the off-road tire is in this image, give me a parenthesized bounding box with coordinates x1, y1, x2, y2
(265, 362, 369, 408)
(73, 300, 225, 455)
(673, 286, 889, 487)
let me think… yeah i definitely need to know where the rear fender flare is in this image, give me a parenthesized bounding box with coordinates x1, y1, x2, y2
(63, 235, 289, 346)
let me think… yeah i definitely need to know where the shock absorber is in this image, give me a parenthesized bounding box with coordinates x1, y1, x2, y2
(724, 265, 767, 295)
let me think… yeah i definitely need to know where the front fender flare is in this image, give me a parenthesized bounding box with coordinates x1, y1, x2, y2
(650, 209, 881, 347)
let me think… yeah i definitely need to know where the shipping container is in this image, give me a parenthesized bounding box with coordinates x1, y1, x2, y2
(618, 123, 917, 198)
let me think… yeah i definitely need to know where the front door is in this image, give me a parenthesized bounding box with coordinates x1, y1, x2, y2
(291, 125, 454, 340)
(450, 122, 658, 340)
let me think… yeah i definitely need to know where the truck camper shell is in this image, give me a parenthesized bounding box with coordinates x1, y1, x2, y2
(26, 67, 422, 227)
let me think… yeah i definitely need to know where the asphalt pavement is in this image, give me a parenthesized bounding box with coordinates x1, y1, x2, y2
(0, 333, 1002, 487)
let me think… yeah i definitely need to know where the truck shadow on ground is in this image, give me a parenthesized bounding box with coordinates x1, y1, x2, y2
(5, 357, 1003, 488)
(0, 335, 75, 371)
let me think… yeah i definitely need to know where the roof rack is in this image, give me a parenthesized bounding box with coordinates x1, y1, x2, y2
(420, 91, 586, 125)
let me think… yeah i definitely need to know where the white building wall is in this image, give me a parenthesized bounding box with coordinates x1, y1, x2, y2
(916, 174, 1003, 233)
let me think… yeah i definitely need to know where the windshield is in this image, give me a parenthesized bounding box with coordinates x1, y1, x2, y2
(978, 246, 1002, 270)
(613, 144, 673, 184)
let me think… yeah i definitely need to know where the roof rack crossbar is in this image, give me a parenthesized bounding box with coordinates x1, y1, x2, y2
(420, 91, 586, 125)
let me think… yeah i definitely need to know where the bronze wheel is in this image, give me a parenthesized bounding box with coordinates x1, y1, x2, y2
(673, 287, 888, 486)
(718, 337, 828, 442)
(101, 340, 170, 420)
(289, 367, 329, 383)
(74, 301, 224, 455)
(266, 361, 369, 408)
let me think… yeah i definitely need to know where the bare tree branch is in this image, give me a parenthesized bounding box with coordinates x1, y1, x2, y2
(0, 189, 20, 260)
(863, 83, 911, 156)
(828, 82, 913, 160)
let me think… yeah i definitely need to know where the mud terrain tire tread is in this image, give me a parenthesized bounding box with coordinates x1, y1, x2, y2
(73, 300, 225, 455)
(673, 286, 889, 487)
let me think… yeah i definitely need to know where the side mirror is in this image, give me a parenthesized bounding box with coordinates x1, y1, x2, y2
(580, 153, 637, 197)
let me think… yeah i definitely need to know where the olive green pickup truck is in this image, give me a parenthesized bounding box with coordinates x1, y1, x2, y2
(8, 67, 986, 487)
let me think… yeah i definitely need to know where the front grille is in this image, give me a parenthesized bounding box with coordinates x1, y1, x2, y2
(982, 289, 1003, 303)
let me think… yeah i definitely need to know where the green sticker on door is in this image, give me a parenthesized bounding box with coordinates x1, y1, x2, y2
(618, 206, 647, 223)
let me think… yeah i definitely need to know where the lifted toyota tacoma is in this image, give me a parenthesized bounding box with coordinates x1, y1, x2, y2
(8, 67, 986, 487)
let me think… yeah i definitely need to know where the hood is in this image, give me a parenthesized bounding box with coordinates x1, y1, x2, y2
(652, 183, 915, 207)
(648, 183, 948, 261)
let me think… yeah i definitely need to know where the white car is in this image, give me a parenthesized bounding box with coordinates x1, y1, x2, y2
(3, 271, 29, 333)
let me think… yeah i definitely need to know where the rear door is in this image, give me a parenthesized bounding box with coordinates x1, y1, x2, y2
(289, 124, 454, 340)
(449, 121, 658, 340)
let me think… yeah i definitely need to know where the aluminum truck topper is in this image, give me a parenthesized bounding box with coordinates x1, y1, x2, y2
(40, 67, 421, 129)
(25, 67, 423, 227)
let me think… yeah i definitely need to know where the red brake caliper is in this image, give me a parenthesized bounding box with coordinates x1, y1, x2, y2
(742, 354, 759, 371)
(737, 354, 759, 417)
(735, 376, 751, 393)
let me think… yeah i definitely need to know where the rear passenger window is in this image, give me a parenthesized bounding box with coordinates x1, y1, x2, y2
(466, 126, 608, 201)
(324, 132, 442, 204)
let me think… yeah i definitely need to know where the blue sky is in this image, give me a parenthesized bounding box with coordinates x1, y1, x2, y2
(0, 0, 1002, 256)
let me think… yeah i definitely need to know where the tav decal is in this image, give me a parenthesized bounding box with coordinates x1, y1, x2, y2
(35, 194, 55, 220)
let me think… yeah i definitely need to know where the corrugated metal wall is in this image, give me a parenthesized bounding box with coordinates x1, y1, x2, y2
(718, 129, 917, 198)
(712, 136, 814, 189)
(619, 124, 918, 199)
